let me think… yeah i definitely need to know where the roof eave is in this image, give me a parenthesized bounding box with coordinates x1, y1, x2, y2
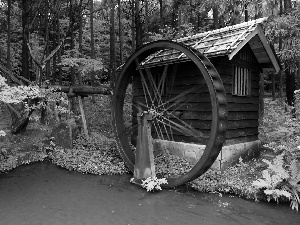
(228, 25, 280, 73)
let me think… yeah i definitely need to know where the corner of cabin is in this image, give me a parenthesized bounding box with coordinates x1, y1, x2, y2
(134, 18, 279, 170)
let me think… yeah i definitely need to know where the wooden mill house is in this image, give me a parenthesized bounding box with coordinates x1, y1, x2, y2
(133, 17, 280, 170)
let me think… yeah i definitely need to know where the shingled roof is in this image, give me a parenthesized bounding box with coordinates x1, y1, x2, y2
(141, 17, 280, 72)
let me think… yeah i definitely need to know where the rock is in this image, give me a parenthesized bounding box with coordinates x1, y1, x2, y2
(50, 119, 81, 149)
(0, 102, 12, 130)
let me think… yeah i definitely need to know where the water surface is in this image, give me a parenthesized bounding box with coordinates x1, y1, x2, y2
(0, 161, 299, 225)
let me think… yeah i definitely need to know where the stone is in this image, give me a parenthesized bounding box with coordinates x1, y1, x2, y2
(49, 118, 80, 149)
(0, 102, 11, 131)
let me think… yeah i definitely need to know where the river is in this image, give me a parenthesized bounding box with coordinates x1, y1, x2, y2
(0, 161, 299, 225)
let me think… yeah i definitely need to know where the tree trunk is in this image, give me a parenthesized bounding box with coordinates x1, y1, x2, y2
(245, 4, 248, 22)
(286, 67, 296, 106)
(213, 7, 218, 29)
(297, 61, 300, 89)
(54, 0, 62, 85)
(90, 0, 96, 103)
(69, 0, 76, 112)
(110, 0, 117, 88)
(278, 0, 283, 100)
(21, 0, 30, 79)
(52, 9, 57, 85)
(284, 0, 292, 11)
(284, 0, 294, 106)
(7, 0, 11, 73)
(178, 8, 182, 34)
(144, 0, 149, 43)
(159, 0, 163, 31)
(41, 1, 51, 121)
(131, 0, 136, 52)
(45, 0, 50, 81)
(135, 0, 142, 48)
(172, 0, 178, 29)
(70, 0, 75, 87)
(118, 0, 124, 63)
(79, 0, 83, 58)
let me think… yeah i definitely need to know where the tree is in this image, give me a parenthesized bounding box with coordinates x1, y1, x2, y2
(21, 0, 30, 79)
(109, 0, 116, 88)
(118, 0, 124, 63)
(7, 0, 11, 72)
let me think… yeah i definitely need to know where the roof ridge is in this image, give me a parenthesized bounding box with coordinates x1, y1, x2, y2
(176, 17, 267, 43)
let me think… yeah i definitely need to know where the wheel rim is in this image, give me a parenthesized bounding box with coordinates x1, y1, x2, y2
(112, 40, 227, 187)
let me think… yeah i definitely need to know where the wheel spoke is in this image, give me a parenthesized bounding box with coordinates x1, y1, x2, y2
(158, 86, 198, 109)
(135, 59, 155, 107)
(157, 114, 207, 139)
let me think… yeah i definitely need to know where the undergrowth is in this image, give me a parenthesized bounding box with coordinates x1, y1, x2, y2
(1, 96, 299, 211)
(48, 133, 129, 175)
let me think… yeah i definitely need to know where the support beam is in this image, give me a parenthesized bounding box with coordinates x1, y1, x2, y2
(49, 85, 112, 95)
(133, 111, 156, 182)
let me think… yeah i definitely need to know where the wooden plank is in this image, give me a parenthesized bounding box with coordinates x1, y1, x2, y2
(225, 127, 258, 138)
(179, 111, 258, 120)
(252, 46, 266, 53)
(133, 83, 259, 96)
(141, 119, 258, 130)
(224, 135, 258, 146)
(227, 119, 258, 129)
(132, 101, 259, 112)
(133, 111, 258, 122)
(134, 93, 259, 104)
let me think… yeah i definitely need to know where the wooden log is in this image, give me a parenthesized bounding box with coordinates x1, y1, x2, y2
(48, 85, 112, 95)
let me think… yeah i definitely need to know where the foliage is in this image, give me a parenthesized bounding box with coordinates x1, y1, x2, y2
(0, 75, 41, 104)
(48, 133, 129, 175)
(265, 4, 300, 70)
(0, 147, 48, 173)
(0, 74, 69, 120)
(155, 150, 193, 178)
(59, 48, 106, 80)
(190, 157, 259, 199)
(252, 153, 300, 211)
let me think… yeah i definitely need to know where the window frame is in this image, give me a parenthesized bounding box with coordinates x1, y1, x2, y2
(232, 65, 251, 97)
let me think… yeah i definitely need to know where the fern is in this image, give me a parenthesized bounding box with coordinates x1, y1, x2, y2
(262, 153, 289, 182)
(290, 159, 300, 184)
(253, 153, 300, 211)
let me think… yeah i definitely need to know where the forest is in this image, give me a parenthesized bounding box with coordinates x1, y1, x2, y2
(0, 0, 299, 96)
(0, 0, 300, 211)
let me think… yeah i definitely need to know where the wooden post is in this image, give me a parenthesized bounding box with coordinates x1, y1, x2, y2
(133, 111, 155, 181)
(78, 96, 89, 137)
(259, 72, 264, 121)
(272, 72, 276, 101)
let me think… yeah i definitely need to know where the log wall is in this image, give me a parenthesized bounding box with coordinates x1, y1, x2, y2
(132, 44, 261, 146)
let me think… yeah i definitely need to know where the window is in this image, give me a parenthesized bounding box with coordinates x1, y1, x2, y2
(233, 65, 251, 96)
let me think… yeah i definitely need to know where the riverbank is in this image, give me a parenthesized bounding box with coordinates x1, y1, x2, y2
(0, 97, 299, 210)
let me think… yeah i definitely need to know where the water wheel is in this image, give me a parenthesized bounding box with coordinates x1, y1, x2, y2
(111, 40, 228, 187)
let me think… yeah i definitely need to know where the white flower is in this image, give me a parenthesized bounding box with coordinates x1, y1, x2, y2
(264, 189, 274, 195)
(0, 130, 6, 136)
(141, 176, 168, 192)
